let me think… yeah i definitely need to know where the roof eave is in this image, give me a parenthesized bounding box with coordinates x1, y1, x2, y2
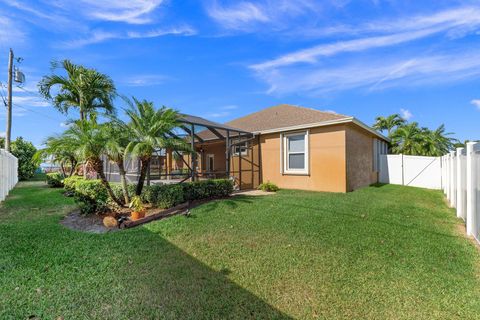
(253, 117, 390, 142)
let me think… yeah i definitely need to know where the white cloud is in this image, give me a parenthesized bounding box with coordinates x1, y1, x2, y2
(207, 111, 231, 118)
(78, 0, 164, 24)
(13, 96, 50, 108)
(254, 50, 480, 95)
(62, 26, 196, 48)
(251, 6, 480, 72)
(221, 105, 238, 110)
(400, 108, 413, 120)
(470, 99, 480, 110)
(250, 5, 480, 94)
(251, 27, 446, 71)
(0, 15, 26, 44)
(206, 0, 321, 31)
(0, 131, 5, 137)
(60, 122, 71, 128)
(122, 74, 169, 87)
(207, 2, 270, 30)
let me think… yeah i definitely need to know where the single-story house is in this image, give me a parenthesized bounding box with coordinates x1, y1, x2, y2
(105, 104, 389, 193)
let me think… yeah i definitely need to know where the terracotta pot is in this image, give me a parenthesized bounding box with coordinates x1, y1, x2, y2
(131, 210, 145, 221)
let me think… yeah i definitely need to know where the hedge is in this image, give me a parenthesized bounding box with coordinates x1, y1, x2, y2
(46, 172, 64, 188)
(66, 178, 233, 214)
(143, 179, 234, 209)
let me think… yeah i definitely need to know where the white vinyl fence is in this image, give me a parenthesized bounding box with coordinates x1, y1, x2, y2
(379, 154, 442, 189)
(0, 149, 18, 202)
(443, 142, 480, 243)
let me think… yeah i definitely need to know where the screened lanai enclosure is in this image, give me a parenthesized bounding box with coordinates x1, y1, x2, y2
(103, 114, 262, 190)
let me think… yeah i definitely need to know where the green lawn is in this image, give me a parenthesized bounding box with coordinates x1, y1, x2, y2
(1, 179, 479, 319)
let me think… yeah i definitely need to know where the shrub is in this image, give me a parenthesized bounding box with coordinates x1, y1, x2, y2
(46, 172, 64, 188)
(73, 179, 108, 215)
(63, 175, 84, 192)
(144, 179, 234, 209)
(258, 181, 279, 192)
(155, 184, 185, 209)
(7, 137, 38, 180)
(111, 183, 136, 203)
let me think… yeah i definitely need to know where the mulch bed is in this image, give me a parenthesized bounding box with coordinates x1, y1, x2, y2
(60, 198, 226, 233)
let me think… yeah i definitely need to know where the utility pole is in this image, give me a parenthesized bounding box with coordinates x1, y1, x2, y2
(5, 49, 13, 152)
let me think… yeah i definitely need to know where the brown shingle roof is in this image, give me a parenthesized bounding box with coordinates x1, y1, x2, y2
(226, 104, 349, 132)
(195, 104, 351, 141)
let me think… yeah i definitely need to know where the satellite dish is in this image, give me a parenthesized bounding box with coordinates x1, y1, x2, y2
(14, 69, 25, 84)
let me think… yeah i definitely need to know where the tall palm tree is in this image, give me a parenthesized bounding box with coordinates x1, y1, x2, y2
(104, 121, 131, 204)
(124, 98, 186, 195)
(390, 122, 423, 155)
(35, 135, 79, 177)
(373, 114, 406, 137)
(39, 60, 116, 120)
(63, 120, 122, 205)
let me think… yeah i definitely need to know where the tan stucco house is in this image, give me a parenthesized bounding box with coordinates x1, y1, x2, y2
(105, 104, 389, 193)
(190, 104, 389, 193)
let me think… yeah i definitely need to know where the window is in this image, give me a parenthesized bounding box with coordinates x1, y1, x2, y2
(283, 131, 309, 174)
(206, 154, 214, 172)
(233, 142, 248, 156)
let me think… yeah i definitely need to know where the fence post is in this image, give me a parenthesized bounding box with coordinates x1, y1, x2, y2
(466, 142, 476, 237)
(456, 148, 464, 218)
(449, 151, 456, 207)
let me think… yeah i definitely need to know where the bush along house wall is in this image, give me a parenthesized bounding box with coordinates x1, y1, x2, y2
(65, 178, 234, 215)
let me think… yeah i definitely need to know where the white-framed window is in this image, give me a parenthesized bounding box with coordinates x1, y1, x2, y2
(282, 131, 309, 175)
(233, 142, 248, 156)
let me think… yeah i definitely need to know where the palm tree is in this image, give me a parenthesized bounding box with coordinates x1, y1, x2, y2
(39, 60, 116, 120)
(421, 125, 456, 156)
(124, 98, 186, 195)
(35, 135, 79, 177)
(104, 121, 131, 204)
(63, 120, 122, 205)
(390, 122, 423, 155)
(373, 114, 406, 137)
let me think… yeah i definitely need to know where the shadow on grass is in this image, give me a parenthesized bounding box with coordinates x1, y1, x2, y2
(97, 225, 292, 319)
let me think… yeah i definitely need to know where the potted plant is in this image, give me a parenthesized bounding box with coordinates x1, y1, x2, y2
(129, 196, 146, 221)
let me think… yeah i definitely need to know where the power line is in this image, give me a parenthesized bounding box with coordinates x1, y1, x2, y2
(12, 102, 64, 123)
(15, 85, 42, 97)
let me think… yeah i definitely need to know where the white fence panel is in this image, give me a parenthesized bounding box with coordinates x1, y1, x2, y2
(379, 154, 403, 185)
(0, 149, 18, 203)
(379, 154, 442, 190)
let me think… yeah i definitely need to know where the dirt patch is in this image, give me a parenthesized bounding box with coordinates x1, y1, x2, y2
(61, 210, 117, 234)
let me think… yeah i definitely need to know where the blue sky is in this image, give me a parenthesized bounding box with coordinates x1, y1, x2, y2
(0, 0, 479, 147)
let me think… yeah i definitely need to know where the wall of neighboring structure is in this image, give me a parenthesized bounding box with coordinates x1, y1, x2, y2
(259, 124, 347, 193)
(345, 124, 376, 191)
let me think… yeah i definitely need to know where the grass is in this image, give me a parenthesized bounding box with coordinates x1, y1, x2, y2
(0, 178, 479, 319)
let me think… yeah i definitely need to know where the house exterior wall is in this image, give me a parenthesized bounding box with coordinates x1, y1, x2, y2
(345, 124, 377, 191)
(230, 138, 261, 190)
(259, 124, 347, 193)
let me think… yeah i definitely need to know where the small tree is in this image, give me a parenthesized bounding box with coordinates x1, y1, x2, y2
(63, 120, 122, 205)
(1, 137, 38, 180)
(124, 98, 186, 195)
(36, 135, 79, 177)
(104, 121, 131, 204)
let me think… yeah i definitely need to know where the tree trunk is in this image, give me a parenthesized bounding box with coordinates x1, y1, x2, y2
(68, 158, 77, 177)
(60, 162, 66, 177)
(136, 157, 150, 196)
(91, 158, 123, 206)
(117, 159, 130, 204)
